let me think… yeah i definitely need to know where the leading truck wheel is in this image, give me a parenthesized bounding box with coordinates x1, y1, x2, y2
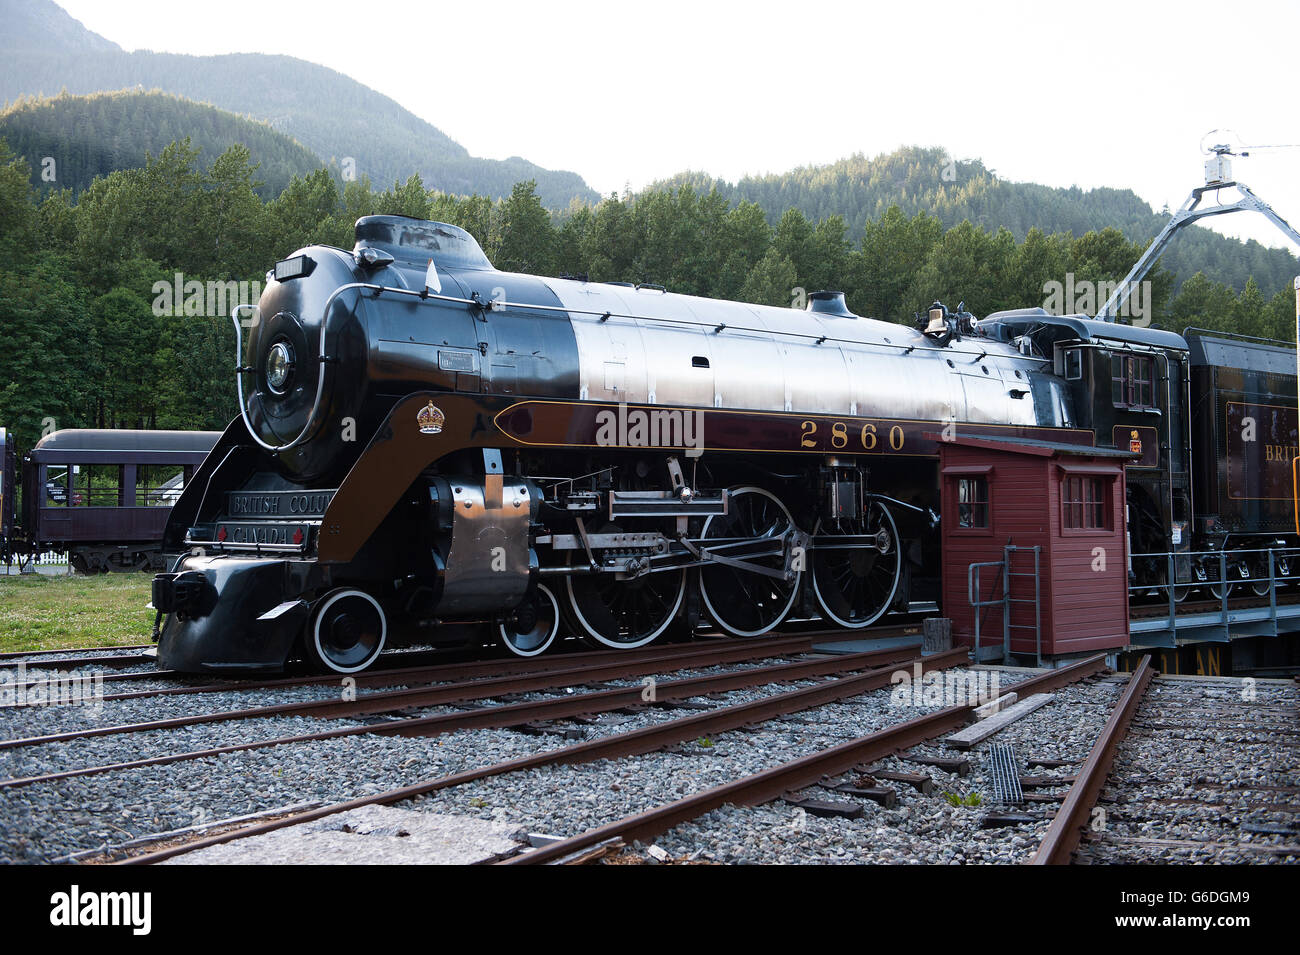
(499, 584, 561, 657)
(305, 588, 387, 674)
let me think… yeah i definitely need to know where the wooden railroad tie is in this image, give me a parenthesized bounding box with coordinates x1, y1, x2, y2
(945, 693, 1055, 749)
(831, 783, 898, 808)
(869, 770, 936, 794)
(785, 795, 866, 819)
(909, 755, 971, 776)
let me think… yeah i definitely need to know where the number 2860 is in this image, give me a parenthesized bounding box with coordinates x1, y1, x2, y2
(800, 420, 906, 451)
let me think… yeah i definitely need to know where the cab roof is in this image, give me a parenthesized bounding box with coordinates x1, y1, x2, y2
(978, 308, 1189, 351)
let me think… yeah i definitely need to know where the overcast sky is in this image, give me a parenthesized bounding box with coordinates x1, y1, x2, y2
(54, 0, 1300, 252)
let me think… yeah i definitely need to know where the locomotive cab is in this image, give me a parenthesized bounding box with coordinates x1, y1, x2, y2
(980, 309, 1193, 594)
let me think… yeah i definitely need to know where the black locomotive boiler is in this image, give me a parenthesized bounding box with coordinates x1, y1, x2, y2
(151, 214, 1297, 673)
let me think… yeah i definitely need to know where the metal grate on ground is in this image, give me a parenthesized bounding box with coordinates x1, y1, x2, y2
(985, 743, 1023, 804)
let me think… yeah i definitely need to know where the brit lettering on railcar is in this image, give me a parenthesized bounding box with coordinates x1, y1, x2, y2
(1225, 401, 1299, 500)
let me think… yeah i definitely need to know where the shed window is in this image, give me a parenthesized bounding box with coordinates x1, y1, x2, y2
(957, 477, 989, 529)
(1063, 475, 1109, 530)
(1111, 354, 1155, 410)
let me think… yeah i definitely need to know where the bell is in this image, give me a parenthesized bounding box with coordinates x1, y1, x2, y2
(925, 307, 948, 336)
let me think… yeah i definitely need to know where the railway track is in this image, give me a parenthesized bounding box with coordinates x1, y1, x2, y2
(1, 643, 1148, 864)
(0, 643, 152, 661)
(7, 625, 1292, 865)
(0, 629, 920, 751)
(1068, 671, 1300, 864)
(6, 651, 159, 671)
(1, 641, 931, 791)
(0, 616, 922, 686)
(2, 625, 910, 703)
(501, 653, 1111, 864)
(99, 644, 975, 863)
(1031, 656, 1155, 864)
(1027, 659, 1300, 864)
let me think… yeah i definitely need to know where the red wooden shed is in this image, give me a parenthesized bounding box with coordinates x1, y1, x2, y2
(936, 433, 1135, 663)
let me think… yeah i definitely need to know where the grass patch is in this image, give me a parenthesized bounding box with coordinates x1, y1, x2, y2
(0, 573, 154, 652)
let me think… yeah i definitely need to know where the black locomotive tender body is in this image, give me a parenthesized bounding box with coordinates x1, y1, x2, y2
(150, 215, 1298, 672)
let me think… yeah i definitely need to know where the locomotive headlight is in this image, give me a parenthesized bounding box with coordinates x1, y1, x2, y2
(266, 340, 295, 395)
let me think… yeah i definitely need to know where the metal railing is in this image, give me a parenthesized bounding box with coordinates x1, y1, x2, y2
(968, 545, 1043, 666)
(1129, 545, 1300, 644)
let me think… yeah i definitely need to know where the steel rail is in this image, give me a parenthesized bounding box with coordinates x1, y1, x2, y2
(0, 644, 151, 661)
(4, 652, 156, 672)
(2, 629, 822, 694)
(2, 644, 925, 788)
(118, 647, 969, 865)
(5, 669, 183, 695)
(1029, 655, 1155, 865)
(504, 652, 1112, 864)
(4, 621, 892, 694)
(7, 626, 873, 705)
(0, 635, 912, 751)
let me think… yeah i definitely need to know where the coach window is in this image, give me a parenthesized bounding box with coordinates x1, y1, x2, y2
(1111, 354, 1156, 410)
(137, 465, 186, 506)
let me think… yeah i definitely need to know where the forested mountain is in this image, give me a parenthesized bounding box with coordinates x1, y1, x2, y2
(0, 0, 598, 207)
(1, 90, 325, 198)
(658, 147, 1300, 294)
(1, 4, 1295, 455)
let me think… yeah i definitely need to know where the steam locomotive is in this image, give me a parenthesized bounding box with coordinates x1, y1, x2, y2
(150, 214, 1298, 672)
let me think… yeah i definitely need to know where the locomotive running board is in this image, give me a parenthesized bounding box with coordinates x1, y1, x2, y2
(607, 489, 728, 518)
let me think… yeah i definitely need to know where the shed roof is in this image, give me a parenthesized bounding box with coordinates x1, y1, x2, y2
(929, 432, 1139, 459)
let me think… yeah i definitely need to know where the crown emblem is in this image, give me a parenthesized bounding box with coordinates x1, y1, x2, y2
(417, 401, 445, 434)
